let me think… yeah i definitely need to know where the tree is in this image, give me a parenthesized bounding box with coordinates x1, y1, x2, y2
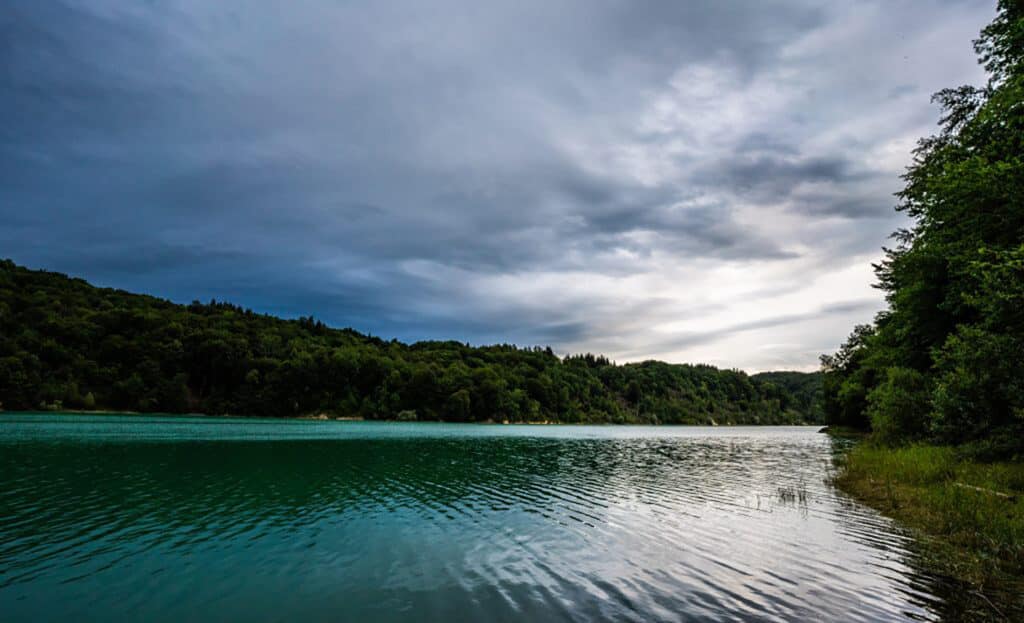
(820, 325, 876, 430)
(866, 367, 931, 444)
(931, 327, 1023, 446)
(443, 390, 471, 421)
(821, 1, 1024, 453)
(0, 259, 822, 425)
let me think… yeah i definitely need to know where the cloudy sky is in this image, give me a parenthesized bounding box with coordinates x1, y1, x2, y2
(2, 1, 995, 371)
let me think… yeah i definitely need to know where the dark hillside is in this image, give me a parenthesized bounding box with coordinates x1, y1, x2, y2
(0, 260, 821, 423)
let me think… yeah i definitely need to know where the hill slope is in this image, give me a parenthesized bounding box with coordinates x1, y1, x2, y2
(751, 371, 824, 423)
(0, 260, 822, 423)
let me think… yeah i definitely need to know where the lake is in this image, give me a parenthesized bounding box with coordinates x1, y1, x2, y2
(1, 414, 946, 622)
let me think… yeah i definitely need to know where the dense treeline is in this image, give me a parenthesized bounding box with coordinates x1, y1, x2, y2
(0, 260, 820, 424)
(822, 1, 1024, 457)
(750, 371, 824, 423)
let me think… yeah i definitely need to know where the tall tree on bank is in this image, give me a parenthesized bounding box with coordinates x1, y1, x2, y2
(822, 0, 1024, 456)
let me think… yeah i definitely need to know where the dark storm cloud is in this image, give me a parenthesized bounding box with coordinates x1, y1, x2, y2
(0, 0, 995, 365)
(697, 155, 862, 196)
(696, 154, 895, 219)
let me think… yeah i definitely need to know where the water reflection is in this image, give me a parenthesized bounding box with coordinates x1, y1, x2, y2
(1, 416, 948, 621)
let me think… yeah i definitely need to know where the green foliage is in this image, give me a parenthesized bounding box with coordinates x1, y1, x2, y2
(932, 326, 1024, 447)
(820, 325, 876, 430)
(822, 2, 1024, 455)
(867, 367, 931, 444)
(0, 260, 821, 424)
(750, 370, 824, 421)
(835, 443, 1024, 617)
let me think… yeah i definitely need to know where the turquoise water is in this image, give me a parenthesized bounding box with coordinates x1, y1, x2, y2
(1, 415, 944, 621)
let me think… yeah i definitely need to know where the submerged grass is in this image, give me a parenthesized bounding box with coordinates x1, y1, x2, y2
(834, 443, 1024, 620)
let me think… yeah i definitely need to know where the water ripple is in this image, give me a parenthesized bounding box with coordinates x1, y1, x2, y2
(0, 415, 955, 621)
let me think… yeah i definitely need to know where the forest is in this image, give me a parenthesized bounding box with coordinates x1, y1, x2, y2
(821, 0, 1024, 458)
(0, 260, 821, 424)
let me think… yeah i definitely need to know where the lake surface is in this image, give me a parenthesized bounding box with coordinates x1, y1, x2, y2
(1, 415, 947, 622)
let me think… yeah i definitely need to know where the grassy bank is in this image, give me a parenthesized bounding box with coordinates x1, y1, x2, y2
(834, 443, 1024, 619)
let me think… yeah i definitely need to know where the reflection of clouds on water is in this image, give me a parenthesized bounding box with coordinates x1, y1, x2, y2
(1, 416, 945, 621)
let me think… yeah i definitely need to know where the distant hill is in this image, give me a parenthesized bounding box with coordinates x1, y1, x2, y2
(0, 260, 822, 424)
(751, 371, 824, 423)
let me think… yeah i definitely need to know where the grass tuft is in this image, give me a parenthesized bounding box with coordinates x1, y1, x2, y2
(834, 442, 1024, 620)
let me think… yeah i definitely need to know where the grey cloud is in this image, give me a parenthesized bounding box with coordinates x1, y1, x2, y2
(0, 0, 996, 365)
(692, 151, 892, 218)
(734, 132, 803, 157)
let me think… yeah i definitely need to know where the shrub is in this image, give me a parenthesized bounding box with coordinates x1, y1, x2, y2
(866, 367, 932, 444)
(932, 327, 1024, 452)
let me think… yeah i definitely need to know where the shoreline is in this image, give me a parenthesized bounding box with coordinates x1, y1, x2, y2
(832, 441, 1023, 621)
(1, 409, 824, 427)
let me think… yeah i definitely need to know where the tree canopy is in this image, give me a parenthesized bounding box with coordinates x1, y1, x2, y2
(822, 0, 1024, 457)
(0, 260, 820, 424)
